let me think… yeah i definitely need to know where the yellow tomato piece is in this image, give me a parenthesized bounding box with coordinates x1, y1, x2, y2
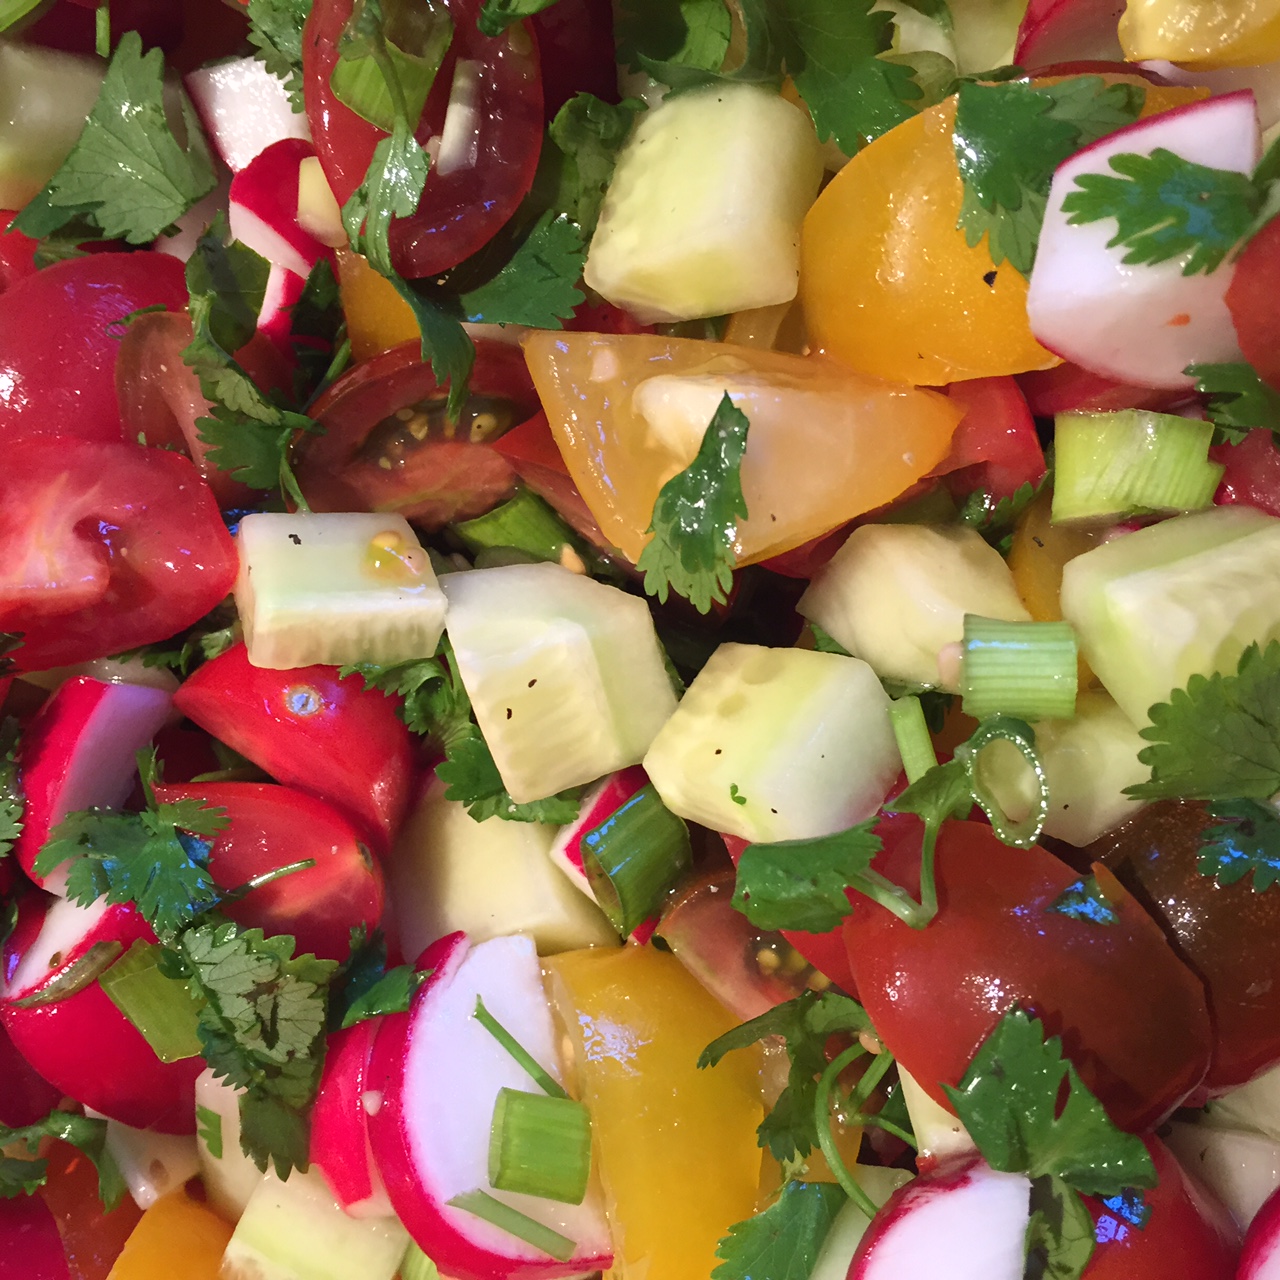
(523, 331, 962, 565)
(1120, 0, 1280, 66)
(106, 1188, 233, 1280)
(335, 248, 419, 362)
(544, 947, 764, 1280)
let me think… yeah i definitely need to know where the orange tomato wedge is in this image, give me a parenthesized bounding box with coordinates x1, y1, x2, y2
(105, 1188, 232, 1280)
(523, 331, 962, 565)
(1120, 0, 1280, 66)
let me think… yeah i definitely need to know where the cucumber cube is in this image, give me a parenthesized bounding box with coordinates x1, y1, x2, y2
(798, 525, 1031, 692)
(235, 513, 447, 670)
(643, 643, 901, 843)
(1059, 506, 1280, 725)
(441, 563, 677, 803)
(583, 82, 824, 322)
(194, 1068, 260, 1224)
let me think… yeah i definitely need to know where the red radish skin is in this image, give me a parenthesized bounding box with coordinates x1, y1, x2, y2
(229, 138, 333, 281)
(366, 933, 613, 1280)
(1241, 1182, 1280, 1279)
(14, 677, 172, 894)
(1013, 0, 1125, 68)
(1027, 92, 1259, 389)
(0, 1020, 62, 1128)
(152, 782, 385, 963)
(173, 644, 414, 854)
(256, 262, 308, 355)
(0, 897, 202, 1133)
(0, 1192, 72, 1280)
(184, 55, 311, 173)
(310, 1019, 394, 1218)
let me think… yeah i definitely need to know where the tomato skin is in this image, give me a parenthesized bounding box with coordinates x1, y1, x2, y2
(529, 0, 617, 119)
(152, 782, 385, 962)
(1227, 215, 1280, 388)
(0, 213, 37, 297)
(0, 439, 237, 672)
(844, 819, 1212, 1132)
(0, 253, 189, 445)
(1016, 361, 1188, 417)
(932, 376, 1046, 499)
(1083, 1138, 1238, 1279)
(1211, 427, 1280, 519)
(1091, 799, 1280, 1091)
(172, 644, 414, 854)
(303, 0, 543, 279)
(0, 1190, 71, 1280)
(298, 337, 539, 527)
(38, 1139, 144, 1280)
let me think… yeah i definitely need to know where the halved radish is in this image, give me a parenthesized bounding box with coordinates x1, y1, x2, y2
(1014, 0, 1125, 68)
(310, 1019, 394, 1219)
(1027, 91, 1260, 389)
(1241, 1183, 1280, 1278)
(14, 677, 172, 894)
(0, 1019, 61, 1128)
(848, 1155, 1031, 1280)
(366, 932, 612, 1280)
(0, 896, 202, 1132)
(0, 1191, 71, 1280)
(184, 56, 310, 174)
(229, 138, 333, 282)
(256, 262, 307, 355)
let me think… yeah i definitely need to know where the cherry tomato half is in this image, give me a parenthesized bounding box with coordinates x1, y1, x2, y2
(303, 0, 543, 280)
(844, 819, 1212, 1132)
(1226, 212, 1280, 388)
(1211, 427, 1280, 519)
(0, 439, 237, 672)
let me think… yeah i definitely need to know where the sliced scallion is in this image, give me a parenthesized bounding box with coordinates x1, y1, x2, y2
(955, 715, 1050, 848)
(473, 996, 567, 1099)
(452, 488, 592, 571)
(446, 1189, 576, 1262)
(889, 695, 938, 784)
(488, 1087, 592, 1205)
(99, 940, 203, 1062)
(960, 615, 1078, 721)
(579, 783, 692, 938)
(400, 1243, 442, 1280)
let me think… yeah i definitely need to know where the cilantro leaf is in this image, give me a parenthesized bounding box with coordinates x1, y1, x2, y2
(616, 0, 731, 76)
(808, 624, 851, 656)
(953, 77, 1144, 277)
(436, 725, 584, 824)
(1048, 875, 1120, 925)
(458, 212, 586, 327)
(196, 1104, 223, 1160)
(175, 920, 336, 1177)
(944, 1008, 1156, 1196)
(14, 32, 216, 246)
(733, 821, 882, 933)
(699, 990, 870, 1165)
(547, 94, 646, 236)
(339, 964, 426, 1027)
(1062, 147, 1262, 276)
(1187, 361, 1280, 445)
(0, 1110, 125, 1210)
(0, 717, 23, 859)
(1125, 641, 1280, 801)
(958, 477, 1045, 555)
(777, 0, 920, 152)
(387, 275, 476, 422)
(342, 655, 467, 741)
(637, 393, 749, 613)
(1026, 1174, 1099, 1280)
(1198, 798, 1280, 891)
(478, 0, 561, 36)
(34, 750, 228, 940)
(247, 0, 311, 110)
(341, 118, 430, 279)
(712, 1181, 847, 1280)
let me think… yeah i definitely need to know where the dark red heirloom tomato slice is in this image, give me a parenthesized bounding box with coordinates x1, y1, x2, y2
(1082, 1137, 1239, 1280)
(844, 819, 1212, 1132)
(297, 337, 540, 527)
(172, 644, 414, 854)
(0, 439, 237, 672)
(25, 0, 184, 54)
(530, 0, 617, 119)
(0, 252, 189, 445)
(153, 781, 385, 963)
(1092, 799, 1280, 1091)
(303, 0, 543, 280)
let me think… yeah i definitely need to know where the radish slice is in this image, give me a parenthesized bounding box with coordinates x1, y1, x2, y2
(0, 1192, 71, 1280)
(367, 933, 613, 1280)
(185, 56, 310, 174)
(256, 262, 307, 354)
(14, 676, 172, 894)
(1241, 1183, 1280, 1278)
(1013, 0, 1125, 68)
(1027, 91, 1260, 389)
(229, 138, 332, 282)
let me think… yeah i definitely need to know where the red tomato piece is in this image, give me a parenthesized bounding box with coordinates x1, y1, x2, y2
(303, 0, 543, 280)
(172, 644, 415, 853)
(1211, 427, 1280, 519)
(0, 1190, 71, 1280)
(297, 337, 540, 527)
(1226, 213, 1280, 389)
(931, 376, 1046, 499)
(0, 213, 37, 297)
(39, 1139, 145, 1280)
(1016, 361, 1187, 417)
(0, 252, 189, 445)
(843, 819, 1212, 1132)
(24, 0, 184, 53)
(152, 781, 385, 962)
(0, 439, 237, 672)
(530, 0, 617, 119)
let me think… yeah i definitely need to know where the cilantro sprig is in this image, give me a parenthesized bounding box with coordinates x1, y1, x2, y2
(1197, 798, 1280, 892)
(1187, 361, 1280, 445)
(13, 32, 216, 247)
(637, 393, 750, 614)
(712, 1181, 848, 1280)
(945, 1009, 1155, 1280)
(477, 0, 561, 36)
(0, 1110, 125, 1209)
(246, 0, 310, 110)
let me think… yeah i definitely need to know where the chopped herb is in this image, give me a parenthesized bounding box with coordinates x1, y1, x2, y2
(0, 1110, 125, 1209)
(1062, 147, 1261, 276)
(341, 119, 430, 279)
(952, 76, 1144, 277)
(196, 1105, 224, 1160)
(478, 0, 561, 36)
(457, 212, 586, 328)
(729, 783, 748, 806)
(246, 0, 312, 110)
(958, 477, 1045, 555)
(1048, 875, 1120, 925)
(1025, 1174, 1098, 1280)
(1187, 361, 1280, 445)
(339, 964, 427, 1028)
(712, 1181, 847, 1280)
(615, 0, 731, 77)
(1197, 798, 1280, 892)
(809, 624, 851, 656)
(547, 94, 646, 237)
(436, 727, 584, 824)
(13, 33, 216, 247)
(637, 393, 750, 613)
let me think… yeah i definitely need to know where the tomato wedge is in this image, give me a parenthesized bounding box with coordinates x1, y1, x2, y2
(303, 0, 543, 279)
(0, 439, 237, 672)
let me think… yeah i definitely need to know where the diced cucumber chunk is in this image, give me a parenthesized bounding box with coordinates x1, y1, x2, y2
(643, 643, 901, 842)
(798, 524, 1031, 692)
(441, 563, 677, 803)
(1207, 1061, 1280, 1142)
(220, 1168, 408, 1280)
(1051, 410, 1222, 523)
(389, 776, 619, 959)
(1163, 1121, 1280, 1229)
(0, 42, 104, 209)
(235, 513, 447, 670)
(584, 82, 824, 322)
(1059, 506, 1280, 725)
(195, 1068, 261, 1224)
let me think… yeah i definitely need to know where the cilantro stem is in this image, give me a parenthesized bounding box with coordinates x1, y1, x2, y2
(218, 857, 317, 906)
(849, 868, 936, 930)
(303, 334, 353, 411)
(861, 1113, 917, 1149)
(812, 1042, 878, 1221)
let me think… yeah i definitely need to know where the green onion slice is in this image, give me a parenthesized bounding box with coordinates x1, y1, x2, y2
(488, 1087, 592, 1205)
